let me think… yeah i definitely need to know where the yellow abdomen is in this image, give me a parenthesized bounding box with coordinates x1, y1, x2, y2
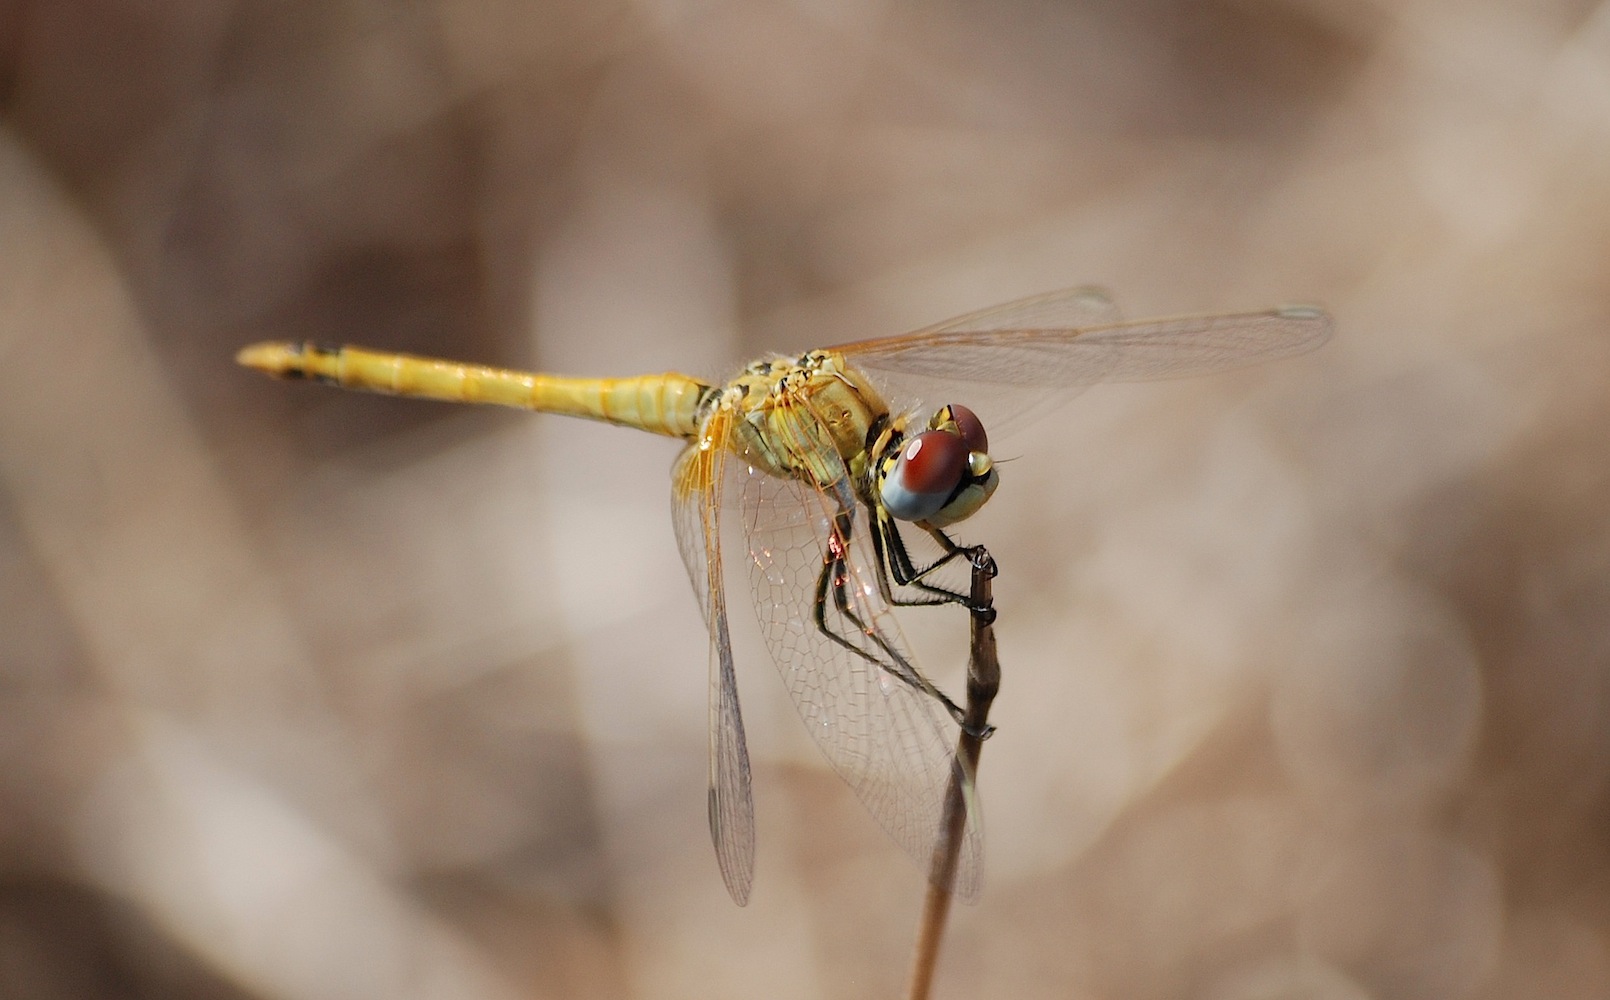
(236, 341, 712, 439)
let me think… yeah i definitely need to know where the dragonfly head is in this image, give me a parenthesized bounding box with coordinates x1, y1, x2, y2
(877, 404, 998, 528)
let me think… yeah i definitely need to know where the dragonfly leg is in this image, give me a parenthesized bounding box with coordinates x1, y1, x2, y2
(873, 513, 992, 615)
(869, 512, 955, 609)
(813, 501, 967, 726)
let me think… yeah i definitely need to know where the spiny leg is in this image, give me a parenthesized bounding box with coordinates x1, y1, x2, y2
(811, 499, 967, 725)
(873, 511, 989, 612)
(870, 513, 955, 608)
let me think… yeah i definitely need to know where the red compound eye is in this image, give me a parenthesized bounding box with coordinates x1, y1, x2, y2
(880, 430, 968, 521)
(899, 430, 968, 495)
(948, 404, 988, 455)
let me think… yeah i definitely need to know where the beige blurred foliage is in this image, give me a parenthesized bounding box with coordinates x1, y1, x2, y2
(3, 0, 1610, 997)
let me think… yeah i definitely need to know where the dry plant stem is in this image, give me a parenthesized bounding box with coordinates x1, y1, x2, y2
(906, 546, 1000, 1000)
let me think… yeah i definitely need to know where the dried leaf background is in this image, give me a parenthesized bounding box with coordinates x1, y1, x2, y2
(2, 2, 1609, 998)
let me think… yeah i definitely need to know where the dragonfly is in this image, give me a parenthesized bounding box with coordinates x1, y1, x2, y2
(237, 287, 1330, 905)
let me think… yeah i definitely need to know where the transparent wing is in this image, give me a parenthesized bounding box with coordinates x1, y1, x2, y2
(908, 284, 1123, 334)
(670, 411, 756, 906)
(835, 287, 1331, 386)
(738, 406, 983, 900)
(827, 288, 1329, 433)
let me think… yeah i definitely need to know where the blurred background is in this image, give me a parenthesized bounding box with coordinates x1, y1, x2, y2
(3, 1, 1609, 997)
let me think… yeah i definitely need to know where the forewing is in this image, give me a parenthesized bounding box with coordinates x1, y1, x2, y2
(737, 413, 983, 900)
(913, 284, 1123, 334)
(670, 412, 756, 906)
(829, 289, 1329, 434)
(835, 288, 1329, 386)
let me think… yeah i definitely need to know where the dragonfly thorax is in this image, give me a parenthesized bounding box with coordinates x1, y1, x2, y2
(717, 350, 890, 485)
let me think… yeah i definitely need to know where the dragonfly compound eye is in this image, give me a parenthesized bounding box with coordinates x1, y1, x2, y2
(880, 430, 969, 522)
(944, 404, 988, 455)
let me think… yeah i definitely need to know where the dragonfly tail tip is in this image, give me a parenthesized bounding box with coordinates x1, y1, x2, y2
(236, 342, 297, 377)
